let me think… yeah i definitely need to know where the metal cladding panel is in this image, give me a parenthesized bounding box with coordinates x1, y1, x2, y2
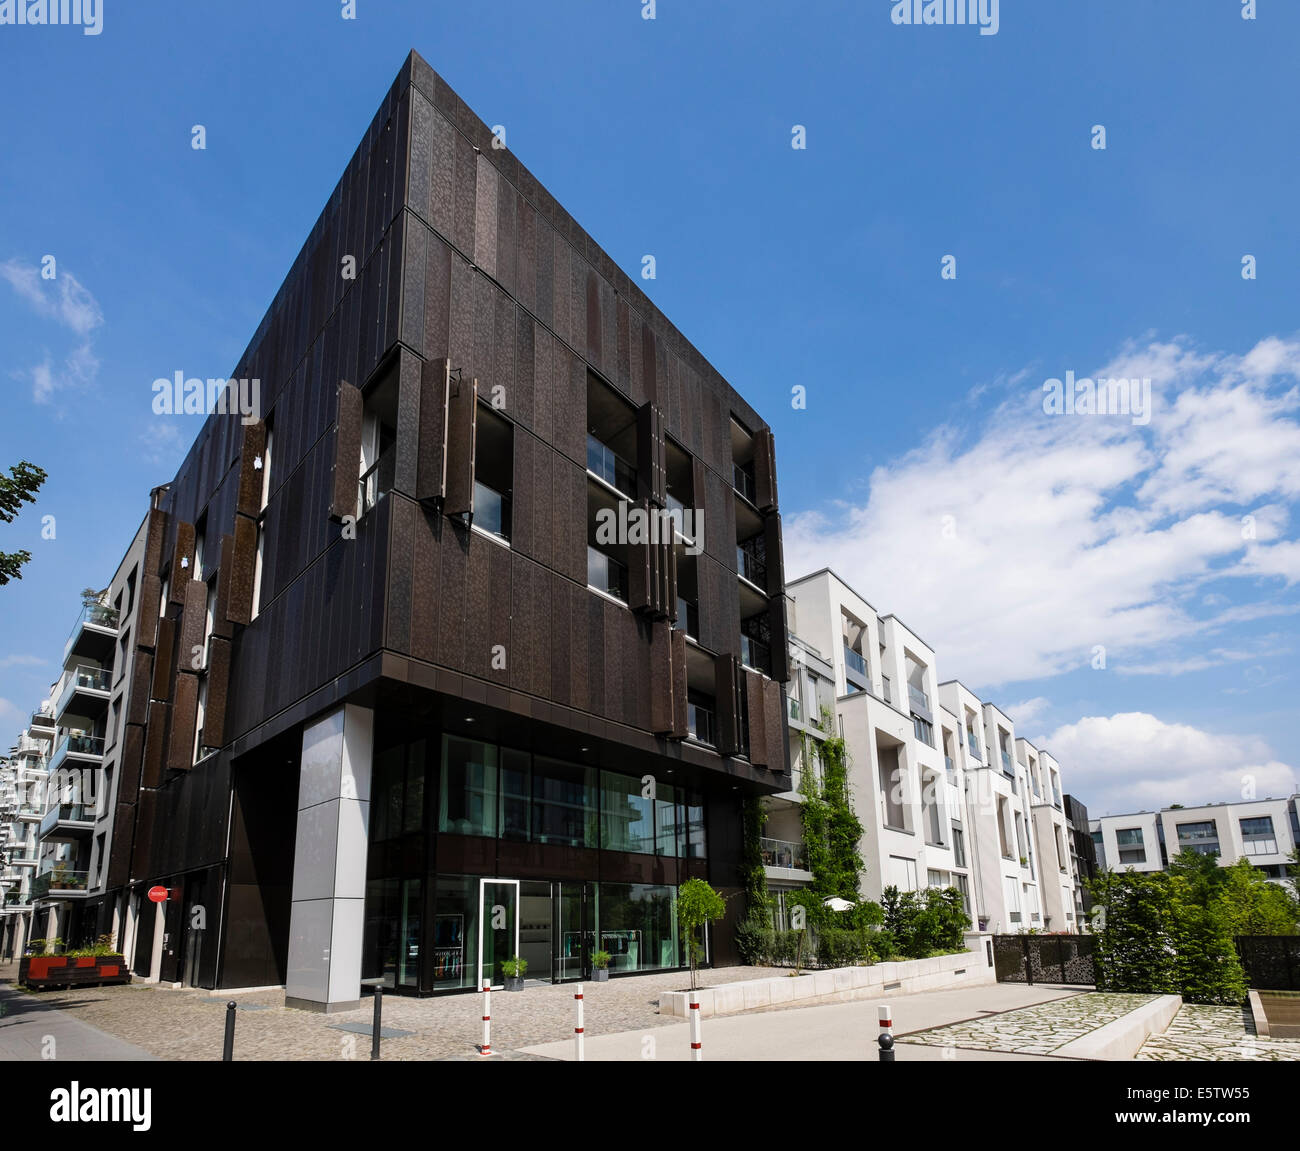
(649, 618, 673, 735)
(131, 789, 157, 877)
(768, 594, 790, 684)
(552, 456, 585, 585)
(225, 514, 257, 627)
(212, 533, 235, 640)
(329, 379, 363, 521)
(144, 507, 168, 576)
(510, 431, 534, 559)
(763, 511, 785, 600)
(453, 133, 477, 256)
(424, 227, 452, 358)
(705, 469, 732, 567)
(387, 495, 415, 654)
(535, 218, 554, 331)
(496, 183, 518, 298)
(670, 628, 688, 739)
(436, 528, 469, 669)
(141, 701, 169, 790)
(119, 722, 146, 801)
(135, 572, 162, 652)
(236, 421, 267, 519)
(513, 309, 536, 433)
(204, 636, 232, 748)
(583, 592, 604, 716)
(410, 503, 440, 663)
(416, 356, 450, 504)
(532, 322, 554, 446)
(745, 670, 768, 767)
(585, 269, 602, 368)
(178, 580, 208, 670)
(641, 322, 658, 404)
(168, 522, 196, 602)
(106, 802, 135, 890)
(492, 293, 516, 419)
(401, 214, 427, 354)
(551, 230, 570, 348)
(167, 672, 200, 773)
(763, 677, 786, 773)
(473, 152, 498, 278)
(443, 376, 478, 518)
(715, 655, 742, 757)
(636, 402, 667, 506)
(394, 349, 422, 497)
(150, 617, 176, 701)
(516, 198, 536, 315)
(754, 427, 779, 513)
(547, 569, 571, 705)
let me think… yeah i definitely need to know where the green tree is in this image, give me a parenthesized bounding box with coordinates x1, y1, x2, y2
(1211, 858, 1299, 936)
(1167, 848, 1224, 907)
(0, 460, 47, 586)
(677, 877, 726, 992)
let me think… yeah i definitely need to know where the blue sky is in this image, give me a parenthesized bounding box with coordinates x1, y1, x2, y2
(1, 1, 1297, 815)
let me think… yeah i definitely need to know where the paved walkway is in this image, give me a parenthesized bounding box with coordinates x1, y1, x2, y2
(521, 982, 1083, 1061)
(0, 986, 156, 1061)
(1137, 1003, 1300, 1062)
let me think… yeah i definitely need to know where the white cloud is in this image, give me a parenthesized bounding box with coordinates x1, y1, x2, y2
(784, 334, 1300, 687)
(1003, 696, 1051, 727)
(137, 422, 187, 467)
(1, 258, 104, 402)
(1044, 711, 1297, 815)
(0, 655, 46, 670)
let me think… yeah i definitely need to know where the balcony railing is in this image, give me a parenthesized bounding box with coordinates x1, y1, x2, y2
(967, 732, 982, 762)
(666, 493, 695, 542)
(1000, 750, 1013, 774)
(57, 665, 112, 715)
(675, 597, 699, 640)
(587, 547, 629, 602)
(587, 434, 637, 496)
(944, 755, 955, 782)
(907, 683, 930, 713)
(881, 675, 893, 705)
(732, 462, 756, 502)
(736, 546, 766, 586)
(787, 696, 803, 723)
(53, 733, 105, 763)
(32, 867, 90, 899)
(844, 644, 868, 677)
(687, 703, 715, 746)
(359, 446, 396, 516)
(760, 837, 808, 871)
(473, 480, 511, 540)
(63, 602, 119, 661)
(739, 634, 771, 673)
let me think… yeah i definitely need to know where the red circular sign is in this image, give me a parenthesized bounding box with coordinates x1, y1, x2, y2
(147, 886, 168, 903)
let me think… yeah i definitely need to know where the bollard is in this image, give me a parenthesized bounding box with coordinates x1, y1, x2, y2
(222, 1001, 236, 1062)
(877, 1004, 895, 1062)
(371, 985, 383, 1061)
(574, 984, 585, 1062)
(479, 980, 492, 1056)
(689, 997, 703, 1062)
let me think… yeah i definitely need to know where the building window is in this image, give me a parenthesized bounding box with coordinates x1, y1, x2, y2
(1241, 816, 1277, 856)
(888, 855, 919, 892)
(878, 745, 906, 830)
(952, 823, 966, 867)
(533, 757, 598, 849)
(473, 405, 513, 542)
(912, 714, 934, 747)
(1175, 820, 1219, 856)
(359, 378, 397, 516)
(1116, 826, 1146, 864)
(927, 868, 946, 889)
(251, 419, 273, 620)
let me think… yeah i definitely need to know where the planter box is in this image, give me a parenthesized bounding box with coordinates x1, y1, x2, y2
(19, 954, 131, 990)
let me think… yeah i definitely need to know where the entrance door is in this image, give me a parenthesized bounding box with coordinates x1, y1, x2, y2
(476, 878, 519, 990)
(554, 880, 593, 982)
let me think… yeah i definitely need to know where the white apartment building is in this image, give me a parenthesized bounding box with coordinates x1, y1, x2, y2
(0, 702, 54, 958)
(771, 568, 1085, 934)
(1091, 796, 1300, 885)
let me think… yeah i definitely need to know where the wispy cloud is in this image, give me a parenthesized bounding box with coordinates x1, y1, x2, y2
(1, 257, 104, 403)
(137, 422, 187, 468)
(0, 654, 47, 670)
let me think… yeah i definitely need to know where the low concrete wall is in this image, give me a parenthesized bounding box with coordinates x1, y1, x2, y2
(660, 947, 994, 1019)
(1248, 990, 1270, 1038)
(1054, 994, 1182, 1060)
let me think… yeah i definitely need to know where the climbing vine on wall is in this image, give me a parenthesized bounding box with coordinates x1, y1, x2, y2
(798, 710, 865, 921)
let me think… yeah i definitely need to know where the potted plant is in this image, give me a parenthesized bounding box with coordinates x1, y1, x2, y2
(501, 955, 527, 991)
(590, 950, 611, 981)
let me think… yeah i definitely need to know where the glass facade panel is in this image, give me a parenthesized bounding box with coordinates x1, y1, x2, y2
(432, 875, 480, 991)
(597, 883, 680, 972)
(601, 770, 655, 855)
(500, 748, 531, 842)
(687, 795, 706, 859)
(439, 736, 498, 837)
(533, 757, 598, 847)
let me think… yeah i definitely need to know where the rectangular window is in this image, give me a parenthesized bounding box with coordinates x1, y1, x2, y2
(438, 736, 498, 838)
(499, 748, 530, 842)
(596, 883, 680, 973)
(601, 770, 656, 855)
(912, 715, 934, 747)
(955, 872, 971, 915)
(473, 405, 513, 542)
(927, 868, 945, 889)
(888, 855, 918, 892)
(532, 757, 597, 849)
(878, 745, 906, 829)
(952, 823, 966, 867)
(1241, 816, 1277, 855)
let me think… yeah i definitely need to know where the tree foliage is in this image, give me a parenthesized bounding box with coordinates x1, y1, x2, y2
(0, 460, 47, 586)
(677, 877, 726, 991)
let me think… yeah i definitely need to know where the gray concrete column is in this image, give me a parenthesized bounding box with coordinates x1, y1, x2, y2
(285, 704, 372, 1012)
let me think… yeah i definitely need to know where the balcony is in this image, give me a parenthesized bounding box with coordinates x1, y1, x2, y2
(760, 837, 809, 872)
(881, 675, 893, 706)
(587, 547, 629, 602)
(587, 434, 637, 497)
(966, 732, 982, 762)
(32, 867, 90, 900)
(39, 803, 96, 841)
(736, 545, 766, 587)
(944, 755, 956, 782)
(55, 665, 112, 721)
(686, 702, 715, 746)
(675, 597, 699, 640)
(63, 602, 119, 664)
(359, 446, 396, 516)
(49, 732, 105, 775)
(1000, 750, 1013, 775)
(787, 695, 803, 723)
(739, 634, 771, 674)
(732, 462, 756, 503)
(844, 644, 868, 678)
(907, 683, 930, 714)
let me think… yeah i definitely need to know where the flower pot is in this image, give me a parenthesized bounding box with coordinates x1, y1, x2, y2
(593, 967, 609, 982)
(504, 975, 525, 992)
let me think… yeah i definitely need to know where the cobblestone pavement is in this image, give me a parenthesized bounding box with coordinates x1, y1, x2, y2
(0, 963, 789, 1061)
(1136, 1004, 1300, 1062)
(903, 992, 1156, 1056)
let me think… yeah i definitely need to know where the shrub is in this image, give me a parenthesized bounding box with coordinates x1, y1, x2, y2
(734, 918, 773, 966)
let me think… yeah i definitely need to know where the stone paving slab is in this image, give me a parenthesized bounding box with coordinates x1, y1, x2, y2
(903, 992, 1157, 1056)
(1137, 1003, 1300, 1062)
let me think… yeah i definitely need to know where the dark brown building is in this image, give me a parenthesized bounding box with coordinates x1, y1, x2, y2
(108, 50, 789, 1007)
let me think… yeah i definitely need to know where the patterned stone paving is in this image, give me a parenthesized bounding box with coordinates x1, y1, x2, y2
(904, 992, 1156, 1056)
(1137, 1004, 1300, 1062)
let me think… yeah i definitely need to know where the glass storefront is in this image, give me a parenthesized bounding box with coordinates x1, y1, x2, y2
(362, 731, 711, 992)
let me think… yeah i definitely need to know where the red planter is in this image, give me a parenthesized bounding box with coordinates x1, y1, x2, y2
(19, 954, 131, 990)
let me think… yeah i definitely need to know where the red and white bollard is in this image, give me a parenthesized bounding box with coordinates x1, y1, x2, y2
(689, 997, 703, 1061)
(574, 983, 585, 1062)
(480, 979, 492, 1056)
(877, 1003, 895, 1062)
